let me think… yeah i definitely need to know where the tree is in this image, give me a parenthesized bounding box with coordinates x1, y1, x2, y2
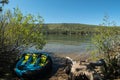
(0, 8, 46, 53)
(0, 0, 9, 11)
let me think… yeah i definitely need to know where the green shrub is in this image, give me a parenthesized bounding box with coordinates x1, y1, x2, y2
(0, 8, 46, 53)
(92, 16, 120, 78)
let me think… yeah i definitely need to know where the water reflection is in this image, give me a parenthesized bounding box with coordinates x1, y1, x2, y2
(42, 34, 95, 54)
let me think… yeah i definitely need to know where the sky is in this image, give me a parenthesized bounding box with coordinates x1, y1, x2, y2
(3, 0, 120, 25)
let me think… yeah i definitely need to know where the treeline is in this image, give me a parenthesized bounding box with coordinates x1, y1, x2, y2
(42, 23, 120, 35)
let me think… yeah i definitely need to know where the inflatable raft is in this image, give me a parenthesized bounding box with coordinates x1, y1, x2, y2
(14, 52, 52, 79)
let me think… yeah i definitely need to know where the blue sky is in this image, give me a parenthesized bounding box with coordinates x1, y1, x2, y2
(3, 0, 120, 25)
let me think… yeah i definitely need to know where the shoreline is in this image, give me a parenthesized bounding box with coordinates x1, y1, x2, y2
(0, 52, 90, 80)
(0, 52, 119, 80)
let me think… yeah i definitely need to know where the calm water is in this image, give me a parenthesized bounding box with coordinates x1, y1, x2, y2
(42, 34, 95, 54)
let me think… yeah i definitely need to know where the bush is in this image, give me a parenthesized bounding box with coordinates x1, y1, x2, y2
(0, 8, 46, 53)
(92, 16, 120, 78)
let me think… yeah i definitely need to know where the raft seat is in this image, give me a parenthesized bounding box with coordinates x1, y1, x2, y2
(22, 54, 31, 64)
(30, 53, 38, 65)
(39, 55, 48, 66)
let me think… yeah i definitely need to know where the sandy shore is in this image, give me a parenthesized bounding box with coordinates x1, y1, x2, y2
(42, 52, 91, 80)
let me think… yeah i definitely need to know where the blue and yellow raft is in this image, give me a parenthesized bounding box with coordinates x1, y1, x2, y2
(14, 52, 52, 79)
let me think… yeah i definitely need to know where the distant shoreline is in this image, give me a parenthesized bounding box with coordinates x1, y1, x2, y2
(42, 23, 120, 35)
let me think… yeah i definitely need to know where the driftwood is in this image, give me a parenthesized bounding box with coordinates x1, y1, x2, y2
(64, 57, 106, 80)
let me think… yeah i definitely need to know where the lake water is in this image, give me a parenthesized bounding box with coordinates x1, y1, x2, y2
(42, 34, 95, 55)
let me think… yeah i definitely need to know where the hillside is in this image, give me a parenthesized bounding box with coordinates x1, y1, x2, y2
(42, 23, 120, 35)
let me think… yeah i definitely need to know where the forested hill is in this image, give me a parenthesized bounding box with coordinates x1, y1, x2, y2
(42, 23, 120, 35)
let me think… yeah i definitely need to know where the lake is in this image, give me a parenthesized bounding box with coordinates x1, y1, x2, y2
(42, 34, 95, 56)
